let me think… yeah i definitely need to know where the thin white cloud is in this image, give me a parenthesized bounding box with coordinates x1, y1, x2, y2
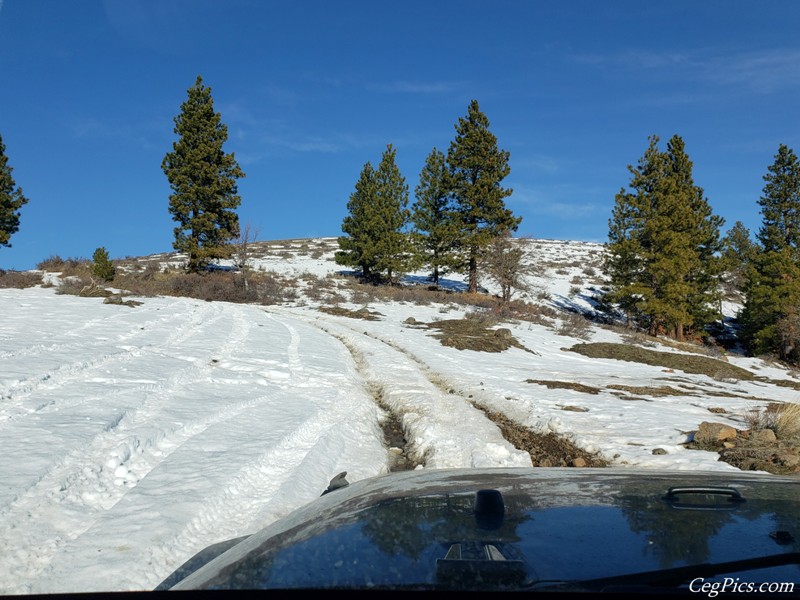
(369, 80, 459, 94)
(703, 49, 800, 93)
(572, 47, 800, 94)
(512, 154, 562, 174)
(511, 183, 607, 220)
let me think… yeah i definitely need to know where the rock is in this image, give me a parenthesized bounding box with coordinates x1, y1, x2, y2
(694, 422, 738, 445)
(494, 328, 513, 339)
(571, 457, 587, 467)
(776, 450, 800, 468)
(651, 448, 668, 455)
(750, 428, 777, 444)
(723, 441, 736, 449)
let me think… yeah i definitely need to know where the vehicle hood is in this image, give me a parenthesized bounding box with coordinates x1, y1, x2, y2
(166, 467, 800, 591)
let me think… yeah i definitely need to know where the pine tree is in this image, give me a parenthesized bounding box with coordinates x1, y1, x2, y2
(372, 144, 412, 283)
(741, 144, 800, 362)
(411, 147, 459, 286)
(91, 247, 116, 282)
(336, 161, 378, 280)
(604, 135, 723, 340)
(720, 221, 756, 298)
(0, 134, 29, 249)
(162, 76, 244, 273)
(336, 144, 411, 283)
(447, 100, 521, 293)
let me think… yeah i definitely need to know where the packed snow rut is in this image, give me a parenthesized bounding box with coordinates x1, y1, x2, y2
(0, 292, 389, 593)
(274, 307, 532, 470)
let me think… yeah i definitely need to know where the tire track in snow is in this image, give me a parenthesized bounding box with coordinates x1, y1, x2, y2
(0, 305, 260, 591)
(272, 308, 531, 470)
(0, 301, 225, 424)
(142, 408, 341, 588)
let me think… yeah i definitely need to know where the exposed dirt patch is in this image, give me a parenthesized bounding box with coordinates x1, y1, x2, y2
(319, 306, 383, 320)
(326, 332, 420, 472)
(606, 384, 693, 397)
(367, 384, 422, 472)
(425, 319, 531, 353)
(477, 405, 609, 468)
(525, 379, 601, 394)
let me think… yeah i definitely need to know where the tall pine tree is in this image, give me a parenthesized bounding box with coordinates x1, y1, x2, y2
(605, 135, 723, 340)
(162, 76, 245, 273)
(411, 147, 459, 286)
(447, 100, 520, 293)
(0, 133, 29, 249)
(336, 144, 411, 283)
(720, 221, 756, 299)
(741, 144, 800, 362)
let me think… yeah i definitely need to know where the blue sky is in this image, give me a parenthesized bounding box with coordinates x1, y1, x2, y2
(1, 0, 799, 270)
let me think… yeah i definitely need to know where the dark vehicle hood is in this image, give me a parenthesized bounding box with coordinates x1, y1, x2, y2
(165, 467, 800, 592)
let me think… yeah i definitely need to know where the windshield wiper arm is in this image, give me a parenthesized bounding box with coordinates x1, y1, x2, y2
(536, 552, 800, 591)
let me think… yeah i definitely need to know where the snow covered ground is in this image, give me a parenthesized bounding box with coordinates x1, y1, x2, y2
(1, 238, 798, 593)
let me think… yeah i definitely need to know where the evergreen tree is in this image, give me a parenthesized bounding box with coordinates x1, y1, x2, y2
(411, 147, 459, 286)
(720, 221, 756, 297)
(162, 76, 244, 273)
(336, 144, 411, 283)
(446, 100, 521, 293)
(336, 161, 378, 280)
(741, 145, 800, 362)
(605, 135, 723, 340)
(0, 133, 29, 248)
(91, 247, 116, 282)
(756, 144, 800, 254)
(372, 144, 412, 283)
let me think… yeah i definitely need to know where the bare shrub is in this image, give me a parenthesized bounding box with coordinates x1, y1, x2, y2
(258, 273, 289, 305)
(480, 234, 535, 302)
(464, 308, 500, 327)
(37, 255, 90, 277)
(57, 276, 92, 296)
(0, 270, 43, 289)
(558, 311, 593, 340)
(159, 271, 257, 303)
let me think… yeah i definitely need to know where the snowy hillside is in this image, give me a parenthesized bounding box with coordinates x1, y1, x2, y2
(1, 237, 798, 594)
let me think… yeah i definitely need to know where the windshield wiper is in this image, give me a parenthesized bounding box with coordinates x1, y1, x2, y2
(533, 552, 800, 592)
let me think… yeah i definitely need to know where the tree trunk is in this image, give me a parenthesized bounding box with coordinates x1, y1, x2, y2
(468, 253, 478, 293)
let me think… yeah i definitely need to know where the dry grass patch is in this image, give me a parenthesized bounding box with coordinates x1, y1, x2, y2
(426, 318, 526, 352)
(606, 384, 694, 397)
(525, 379, 601, 395)
(319, 306, 383, 320)
(567, 343, 755, 381)
(745, 402, 800, 440)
